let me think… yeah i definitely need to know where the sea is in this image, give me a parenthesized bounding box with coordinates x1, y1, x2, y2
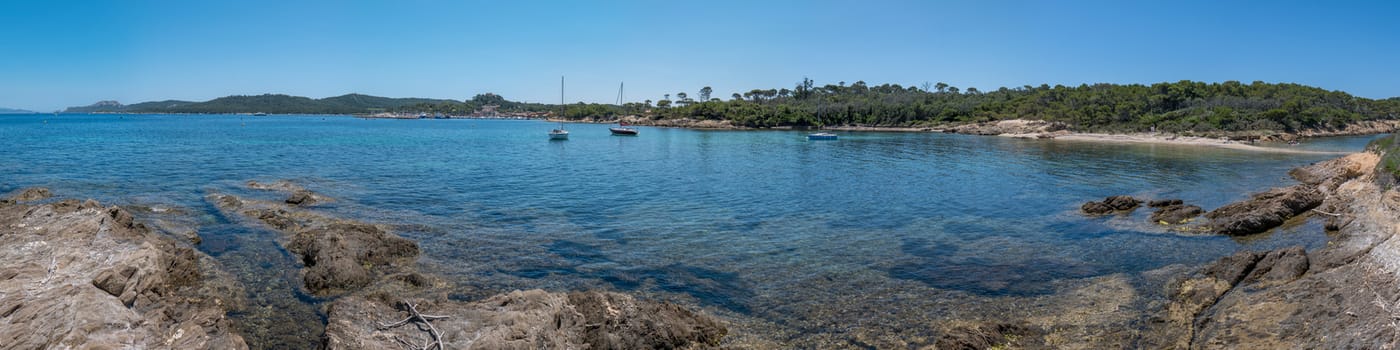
(0, 114, 1382, 348)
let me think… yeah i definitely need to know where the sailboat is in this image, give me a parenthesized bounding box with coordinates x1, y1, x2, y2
(608, 82, 638, 136)
(548, 76, 569, 140)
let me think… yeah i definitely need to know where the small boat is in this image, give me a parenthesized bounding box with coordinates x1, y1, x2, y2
(549, 76, 569, 140)
(609, 122, 638, 136)
(808, 132, 838, 140)
(609, 83, 638, 136)
(252, 112, 267, 116)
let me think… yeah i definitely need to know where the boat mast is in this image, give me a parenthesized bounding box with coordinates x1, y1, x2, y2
(559, 76, 565, 128)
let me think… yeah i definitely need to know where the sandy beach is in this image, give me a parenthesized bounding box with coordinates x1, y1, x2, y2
(1052, 133, 1351, 154)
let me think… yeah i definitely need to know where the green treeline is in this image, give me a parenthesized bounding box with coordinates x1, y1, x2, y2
(568, 79, 1400, 133)
(63, 80, 1400, 134)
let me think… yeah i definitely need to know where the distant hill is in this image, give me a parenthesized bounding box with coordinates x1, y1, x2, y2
(63, 94, 460, 114)
(0, 107, 36, 114)
(64, 100, 196, 113)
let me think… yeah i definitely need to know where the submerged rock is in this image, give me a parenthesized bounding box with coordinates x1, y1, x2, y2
(1147, 199, 1183, 207)
(0, 198, 246, 349)
(324, 289, 726, 349)
(934, 322, 1036, 350)
(247, 180, 331, 206)
(6, 186, 52, 201)
(1204, 185, 1322, 235)
(209, 192, 418, 296)
(1081, 195, 1140, 215)
(1150, 203, 1204, 224)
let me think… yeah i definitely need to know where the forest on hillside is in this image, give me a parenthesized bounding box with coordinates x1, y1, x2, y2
(560, 79, 1400, 133)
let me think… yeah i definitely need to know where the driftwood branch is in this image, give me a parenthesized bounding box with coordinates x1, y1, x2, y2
(1313, 209, 1343, 217)
(378, 300, 450, 350)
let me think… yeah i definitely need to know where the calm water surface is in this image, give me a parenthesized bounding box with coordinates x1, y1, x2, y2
(0, 114, 1382, 346)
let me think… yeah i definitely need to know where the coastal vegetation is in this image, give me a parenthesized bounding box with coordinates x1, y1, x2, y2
(607, 79, 1400, 134)
(65, 80, 1400, 135)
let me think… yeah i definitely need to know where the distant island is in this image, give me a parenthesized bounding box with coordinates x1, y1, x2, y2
(63, 80, 1400, 137)
(63, 93, 553, 116)
(0, 107, 36, 114)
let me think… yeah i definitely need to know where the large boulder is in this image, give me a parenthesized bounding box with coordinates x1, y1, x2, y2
(323, 290, 727, 349)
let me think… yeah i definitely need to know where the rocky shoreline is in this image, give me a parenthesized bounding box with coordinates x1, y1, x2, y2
(1, 183, 726, 349)
(8, 136, 1400, 348)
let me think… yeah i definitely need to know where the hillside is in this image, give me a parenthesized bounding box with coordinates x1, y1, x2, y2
(0, 107, 36, 114)
(63, 94, 459, 114)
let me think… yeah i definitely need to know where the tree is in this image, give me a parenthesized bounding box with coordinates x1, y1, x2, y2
(677, 92, 687, 101)
(949, 86, 960, 94)
(732, 93, 742, 101)
(645, 99, 653, 107)
(699, 86, 713, 101)
(657, 99, 671, 108)
(935, 82, 949, 93)
(664, 94, 670, 101)
(966, 87, 980, 94)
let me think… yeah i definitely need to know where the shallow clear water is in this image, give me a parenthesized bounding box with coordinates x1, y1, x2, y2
(0, 114, 1383, 346)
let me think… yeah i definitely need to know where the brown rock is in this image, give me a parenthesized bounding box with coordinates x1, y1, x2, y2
(7, 187, 52, 201)
(0, 199, 247, 349)
(1150, 204, 1204, 224)
(934, 322, 1034, 350)
(1205, 185, 1322, 235)
(324, 290, 726, 349)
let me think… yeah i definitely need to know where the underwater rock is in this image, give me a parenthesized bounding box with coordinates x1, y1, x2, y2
(247, 180, 331, 206)
(934, 322, 1035, 350)
(1147, 198, 1183, 207)
(323, 289, 727, 349)
(1204, 185, 1322, 235)
(6, 187, 52, 201)
(1150, 203, 1204, 225)
(0, 198, 246, 349)
(209, 192, 418, 296)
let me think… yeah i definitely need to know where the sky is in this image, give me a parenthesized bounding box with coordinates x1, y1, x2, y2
(2, 0, 1398, 112)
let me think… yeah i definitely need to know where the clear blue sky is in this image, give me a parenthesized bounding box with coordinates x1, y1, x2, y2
(2, 0, 1397, 112)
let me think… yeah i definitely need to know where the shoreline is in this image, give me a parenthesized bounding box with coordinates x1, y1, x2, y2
(1051, 132, 1353, 154)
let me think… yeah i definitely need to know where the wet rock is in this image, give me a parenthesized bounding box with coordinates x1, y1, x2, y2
(1204, 185, 1322, 235)
(323, 289, 726, 349)
(247, 180, 331, 206)
(0, 199, 247, 349)
(289, 222, 419, 295)
(285, 190, 316, 206)
(1081, 195, 1140, 215)
(934, 322, 1034, 350)
(1241, 247, 1309, 288)
(1149, 204, 1204, 224)
(1147, 199, 1183, 207)
(6, 187, 52, 201)
(210, 192, 418, 296)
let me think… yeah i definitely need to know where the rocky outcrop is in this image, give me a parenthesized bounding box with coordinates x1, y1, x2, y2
(0, 196, 246, 349)
(1203, 185, 1323, 235)
(324, 289, 727, 349)
(1081, 195, 1140, 215)
(209, 191, 418, 296)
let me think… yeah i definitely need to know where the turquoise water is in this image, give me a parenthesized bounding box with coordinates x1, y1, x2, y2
(0, 114, 1381, 346)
